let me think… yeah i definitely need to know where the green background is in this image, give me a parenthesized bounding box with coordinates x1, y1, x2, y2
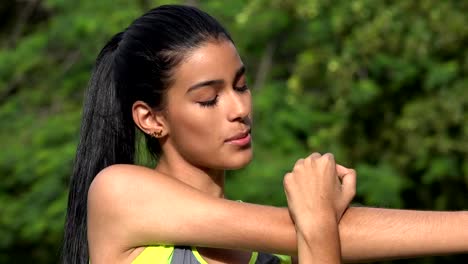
(0, 0, 467, 263)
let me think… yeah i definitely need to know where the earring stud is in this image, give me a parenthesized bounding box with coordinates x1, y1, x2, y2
(151, 130, 163, 138)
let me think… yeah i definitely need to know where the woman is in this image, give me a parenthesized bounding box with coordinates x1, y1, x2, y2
(62, 4, 468, 264)
(63, 4, 353, 263)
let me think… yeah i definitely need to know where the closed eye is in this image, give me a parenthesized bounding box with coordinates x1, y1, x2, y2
(235, 84, 249, 92)
(198, 95, 219, 107)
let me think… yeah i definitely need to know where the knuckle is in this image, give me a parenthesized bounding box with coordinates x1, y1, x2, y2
(293, 159, 304, 170)
(310, 152, 321, 158)
(323, 153, 335, 161)
(283, 172, 293, 187)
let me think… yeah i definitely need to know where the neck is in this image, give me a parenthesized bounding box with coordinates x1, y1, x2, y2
(155, 154, 225, 198)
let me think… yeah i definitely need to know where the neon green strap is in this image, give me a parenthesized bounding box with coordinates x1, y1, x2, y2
(248, 251, 258, 264)
(190, 247, 208, 264)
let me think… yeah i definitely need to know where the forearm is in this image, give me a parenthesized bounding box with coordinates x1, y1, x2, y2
(212, 203, 468, 262)
(339, 207, 468, 262)
(230, 204, 467, 261)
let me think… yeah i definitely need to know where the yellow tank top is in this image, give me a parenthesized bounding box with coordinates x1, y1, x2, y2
(132, 245, 291, 264)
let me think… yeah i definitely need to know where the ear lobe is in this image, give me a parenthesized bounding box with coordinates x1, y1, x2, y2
(132, 100, 168, 136)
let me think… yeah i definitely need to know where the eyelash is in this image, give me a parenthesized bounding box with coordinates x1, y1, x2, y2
(235, 84, 249, 92)
(198, 85, 249, 108)
(198, 95, 219, 107)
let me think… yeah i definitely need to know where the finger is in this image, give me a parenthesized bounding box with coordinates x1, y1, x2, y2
(308, 152, 322, 159)
(293, 158, 304, 170)
(283, 172, 294, 193)
(294, 158, 304, 166)
(341, 169, 357, 201)
(305, 152, 321, 168)
(321, 152, 334, 161)
(320, 153, 336, 174)
(320, 153, 336, 166)
(336, 164, 348, 175)
(322, 152, 335, 160)
(336, 164, 352, 180)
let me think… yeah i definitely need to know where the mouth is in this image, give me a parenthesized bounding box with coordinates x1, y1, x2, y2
(225, 129, 252, 146)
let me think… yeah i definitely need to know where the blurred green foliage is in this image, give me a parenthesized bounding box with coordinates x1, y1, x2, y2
(0, 0, 467, 263)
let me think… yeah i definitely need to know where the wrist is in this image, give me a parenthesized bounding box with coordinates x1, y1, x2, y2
(296, 216, 339, 243)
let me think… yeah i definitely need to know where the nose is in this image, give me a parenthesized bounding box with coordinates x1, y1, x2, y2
(226, 90, 251, 123)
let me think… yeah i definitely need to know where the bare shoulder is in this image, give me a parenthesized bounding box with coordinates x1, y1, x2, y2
(87, 164, 174, 262)
(87, 164, 192, 221)
(92, 163, 152, 187)
(87, 165, 177, 249)
(91, 164, 162, 188)
(87, 164, 210, 249)
(89, 164, 160, 209)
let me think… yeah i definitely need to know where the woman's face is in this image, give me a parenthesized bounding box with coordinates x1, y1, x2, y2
(162, 39, 253, 170)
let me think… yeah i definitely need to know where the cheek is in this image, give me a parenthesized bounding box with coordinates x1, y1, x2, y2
(172, 106, 220, 141)
(168, 107, 223, 162)
(246, 92, 253, 120)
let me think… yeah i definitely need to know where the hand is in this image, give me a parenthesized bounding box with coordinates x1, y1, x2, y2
(283, 153, 356, 228)
(284, 153, 356, 263)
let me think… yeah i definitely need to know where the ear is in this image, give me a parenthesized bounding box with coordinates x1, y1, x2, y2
(132, 100, 168, 137)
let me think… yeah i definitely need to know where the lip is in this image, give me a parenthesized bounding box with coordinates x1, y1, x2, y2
(225, 130, 251, 146)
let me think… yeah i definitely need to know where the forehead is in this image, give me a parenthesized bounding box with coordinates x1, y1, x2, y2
(169, 40, 244, 90)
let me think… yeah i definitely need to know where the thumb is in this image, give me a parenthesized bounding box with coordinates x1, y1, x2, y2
(341, 167, 357, 202)
(336, 164, 352, 179)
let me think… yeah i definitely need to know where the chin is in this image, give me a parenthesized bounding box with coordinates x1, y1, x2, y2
(223, 150, 253, 170)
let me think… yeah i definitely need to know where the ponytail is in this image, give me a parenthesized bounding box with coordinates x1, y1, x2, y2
(61, 32, 135, 264)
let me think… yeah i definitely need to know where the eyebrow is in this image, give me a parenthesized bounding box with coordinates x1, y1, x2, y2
(187, 65, 246, 93)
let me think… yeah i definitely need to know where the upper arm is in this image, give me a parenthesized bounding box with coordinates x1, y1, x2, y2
(87, 164, 297, 255)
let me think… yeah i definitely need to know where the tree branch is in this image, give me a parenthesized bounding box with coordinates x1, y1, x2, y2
(8, 0, 42, 48)
(253, 41, 276, 90)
